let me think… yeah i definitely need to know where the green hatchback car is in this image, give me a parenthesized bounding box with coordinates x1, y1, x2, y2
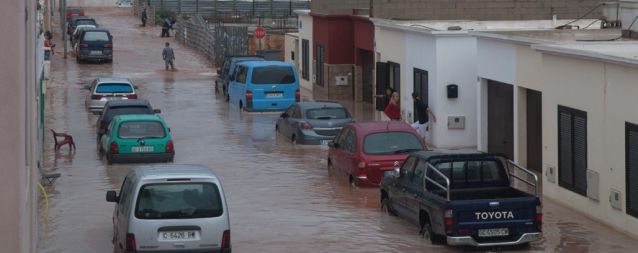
(100, 114, 174, 164)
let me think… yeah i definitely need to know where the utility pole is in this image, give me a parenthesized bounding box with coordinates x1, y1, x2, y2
(62, 0, 67, 58)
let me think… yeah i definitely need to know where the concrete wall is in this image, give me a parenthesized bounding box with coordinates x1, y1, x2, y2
(311, 0, 369, 15)
(371, 0, 602, 21)
(0, 0, 40, 251)
(284, 33, 299, 75)
(297, 12, 313, 91)
(540, 54, 638, 237)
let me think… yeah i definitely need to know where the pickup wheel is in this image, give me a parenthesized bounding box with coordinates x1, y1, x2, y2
(381, 197, 397, 216)
(422, 220, 436, 244)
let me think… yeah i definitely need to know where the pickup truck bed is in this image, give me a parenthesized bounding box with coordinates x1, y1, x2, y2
(433, 187, 530, 201)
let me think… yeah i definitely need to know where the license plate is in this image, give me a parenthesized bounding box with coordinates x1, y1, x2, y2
(266, 93, 283, 98)
(320, 140, 329, 145)
(158, 231, 199, 241)
(90, 50, 102, 55)
(132, 146, 154, 152)
(478, 228, 509, 237)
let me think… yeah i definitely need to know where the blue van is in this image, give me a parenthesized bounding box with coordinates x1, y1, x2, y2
(228, 61, 300, 112)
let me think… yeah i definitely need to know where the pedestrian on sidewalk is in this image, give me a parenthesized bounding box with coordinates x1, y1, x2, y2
(411, 92, 436, 148)
(44, 31, 56, 55)
(141, 8, 148, 27)
(161, 17, 172, 37)
(384, 91, 401, 121)
(162, 42, 175, 70)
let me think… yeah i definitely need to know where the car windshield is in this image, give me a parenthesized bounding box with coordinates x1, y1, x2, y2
(363, 132, 423, 155)
(305, 107, 349, 120)
(251, 66, 296, 84)
(96, 83, 133, 93)
(83, 31, 108, 41)
(433, 159, 509, 188)
(135, 183, 223, 219)
(118, 121, 166, 139)
(105, 106, 151, 121)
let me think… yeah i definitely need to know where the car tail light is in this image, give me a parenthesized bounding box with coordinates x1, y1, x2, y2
(245, 90, 253, 108)
(444, 209, 453, 235)
(357, 161, 366, 169)
(79, 43, 88, 48)
(165, 140, 174, 153)
(221, 230, 231, 252)
(295, 88, 300, 102)
(126, 233, 136, 252)
(91, 94, 103, 100)
(126, 94, 137, 99)
(536, 204, 543, 232)
(104, 43, 113, 48)
(110, 141, 119, 154)
(300, 122, 313, 130)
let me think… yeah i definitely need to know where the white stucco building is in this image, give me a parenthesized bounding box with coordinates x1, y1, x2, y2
(294, 10, 313, 91)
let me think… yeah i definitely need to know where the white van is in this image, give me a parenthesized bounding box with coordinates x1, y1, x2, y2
(106, 165, 231, 253)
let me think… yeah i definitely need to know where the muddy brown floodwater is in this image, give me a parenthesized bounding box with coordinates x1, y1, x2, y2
(38, 7, 638, 253)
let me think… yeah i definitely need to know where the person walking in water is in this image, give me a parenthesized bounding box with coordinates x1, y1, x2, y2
(162, 42, 175, 70)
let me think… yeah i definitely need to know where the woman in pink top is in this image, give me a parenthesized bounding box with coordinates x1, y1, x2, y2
(384, 91, 401, 121)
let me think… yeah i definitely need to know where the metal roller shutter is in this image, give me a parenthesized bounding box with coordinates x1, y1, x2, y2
(627, 123, 638, 217)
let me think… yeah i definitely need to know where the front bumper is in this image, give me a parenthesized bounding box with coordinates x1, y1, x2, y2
(109, 153, 174, 163)
(447, 232, 542, 247)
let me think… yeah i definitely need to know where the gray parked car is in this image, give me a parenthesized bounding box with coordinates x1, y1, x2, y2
(84, 77, 138, 113)
(106, 164, 231, 253)
(276, 101, 353, 144)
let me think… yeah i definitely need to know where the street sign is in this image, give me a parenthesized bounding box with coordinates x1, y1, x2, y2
(254, 27, 266, 39)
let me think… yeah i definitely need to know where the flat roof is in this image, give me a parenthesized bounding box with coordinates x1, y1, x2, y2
(373, 18, 604, 36)
(473, 29, 624, 44)
(533, 42, 638, 67)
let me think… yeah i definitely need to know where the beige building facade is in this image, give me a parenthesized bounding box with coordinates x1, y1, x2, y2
(0, 0, 44, 252)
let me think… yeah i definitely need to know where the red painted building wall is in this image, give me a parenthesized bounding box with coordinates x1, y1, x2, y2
(312, 14, 373, 65)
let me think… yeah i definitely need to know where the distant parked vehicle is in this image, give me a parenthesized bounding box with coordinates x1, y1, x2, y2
(327, 121, 426, 187)
(65, 6, 85, 23)
(276, 101, 353, 145)
(228, 61, 300, 112)
(215, 55, 265, 99)
(96, 99, 160, 139)
(85, 77, 138, 113)
(71, 24, 97, 47)
(68, 16, 97, 36)
(75, 28, 113, 63)
(380, 150, 542, 247)
(106, 164, 231, 253)
(100, 114, 174, 164)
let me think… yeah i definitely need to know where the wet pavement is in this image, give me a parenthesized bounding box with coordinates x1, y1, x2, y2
(38, 7, 638, 253)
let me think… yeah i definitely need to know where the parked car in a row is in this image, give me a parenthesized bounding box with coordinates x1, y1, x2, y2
(75, 28, 113, 63)
(71, 24, 97, 47)
(96, 99, 161, 140)
(85, 77, 137, 113)
(228, 61, 299, 112)
(106, 165, 231, 253)
(66, 6, 85, 23)
(68, 16, 97, 36)
(215, 55, 265, 100)
(276, 101, 353, 145)
(100, 114, 174, 164)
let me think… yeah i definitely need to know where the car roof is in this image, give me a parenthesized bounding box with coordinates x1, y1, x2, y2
(348, 121, 416, 134)
(76, 24, 96, 28)
(114, 114, 162, 122)
(96, 77, 132, 84)
(132, 164, 220, 183)
(297, 101, 344, 110)
(238, 61, 293, 68)
(105, 99, 151, 108)
(82, 28, 109, 33)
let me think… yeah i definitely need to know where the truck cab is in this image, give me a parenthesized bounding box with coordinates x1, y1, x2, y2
(380, 150, 542, 247)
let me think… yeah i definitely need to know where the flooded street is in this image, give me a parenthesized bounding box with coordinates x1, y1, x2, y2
(38, 7, 638, 253)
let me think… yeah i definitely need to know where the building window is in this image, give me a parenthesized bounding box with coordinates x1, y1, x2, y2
(627, 122, 638, 218)
(302, 39, 309, 81)
(558, 105, 587, 196)
(316, 45, 325, 86)
(388, 62, 400, 93)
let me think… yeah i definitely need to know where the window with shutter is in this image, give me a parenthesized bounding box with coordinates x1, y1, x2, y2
(302, 40, 309, 81)
(558, 106, 588, 196)
(626, 122, 638, 218)
(375, 62, 389, 111)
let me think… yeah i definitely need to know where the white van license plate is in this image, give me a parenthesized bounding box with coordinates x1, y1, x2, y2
(478, 228, 509, 237)
(159, 231, 199, 241)
(266, 93, 283, 98)
(90, 50, 102, 55)
(132, 146, 154, 152)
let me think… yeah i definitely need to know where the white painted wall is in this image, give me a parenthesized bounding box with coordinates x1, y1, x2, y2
(477, 38, 517, 85)
(284, 33, 299, 74)
(297, 13, 313, 91)
(374, 26, 406, 119)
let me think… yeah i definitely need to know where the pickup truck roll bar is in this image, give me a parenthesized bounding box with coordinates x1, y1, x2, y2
(506, 160, 539, 197)
(424, 163, 451, 201)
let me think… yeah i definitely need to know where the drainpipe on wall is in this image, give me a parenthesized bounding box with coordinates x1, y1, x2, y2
(369, 0, 374, 18)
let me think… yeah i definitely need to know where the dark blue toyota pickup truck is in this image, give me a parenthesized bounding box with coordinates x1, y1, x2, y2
(380, 150, 542, 247)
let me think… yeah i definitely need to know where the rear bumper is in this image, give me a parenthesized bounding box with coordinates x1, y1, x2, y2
(78, 52, 113, 60)
(352, 175, 380, 187)
(110, 153, 174, 163)
(447, 232, 542, 247)
(295, 132, 335, 145)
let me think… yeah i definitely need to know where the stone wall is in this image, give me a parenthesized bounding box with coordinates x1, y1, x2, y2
(313, 63, 354, 100)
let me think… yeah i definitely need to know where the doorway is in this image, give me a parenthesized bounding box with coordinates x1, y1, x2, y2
(526, 89, 542, 172)
(487, 80, 514, 159)
(360, 49, 374, 104)
(413, 68, 428, 122)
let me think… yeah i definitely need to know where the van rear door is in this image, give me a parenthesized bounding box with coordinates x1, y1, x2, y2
(249, 65, 298, 110)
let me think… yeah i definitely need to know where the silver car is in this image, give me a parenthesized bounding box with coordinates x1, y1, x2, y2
(106, 164, 231, 253)
(85, 77, 138, 113)
(276, 101, 353, 144)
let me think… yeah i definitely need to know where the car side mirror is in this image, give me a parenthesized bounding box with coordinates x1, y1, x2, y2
(328, 141, 338, 148)
(106, 190, 119, 202)
(153, 109, 161, 114)
(280, 113, 288, 118)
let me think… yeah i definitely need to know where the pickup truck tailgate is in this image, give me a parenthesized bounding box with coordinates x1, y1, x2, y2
(448, 197, 540, 243)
